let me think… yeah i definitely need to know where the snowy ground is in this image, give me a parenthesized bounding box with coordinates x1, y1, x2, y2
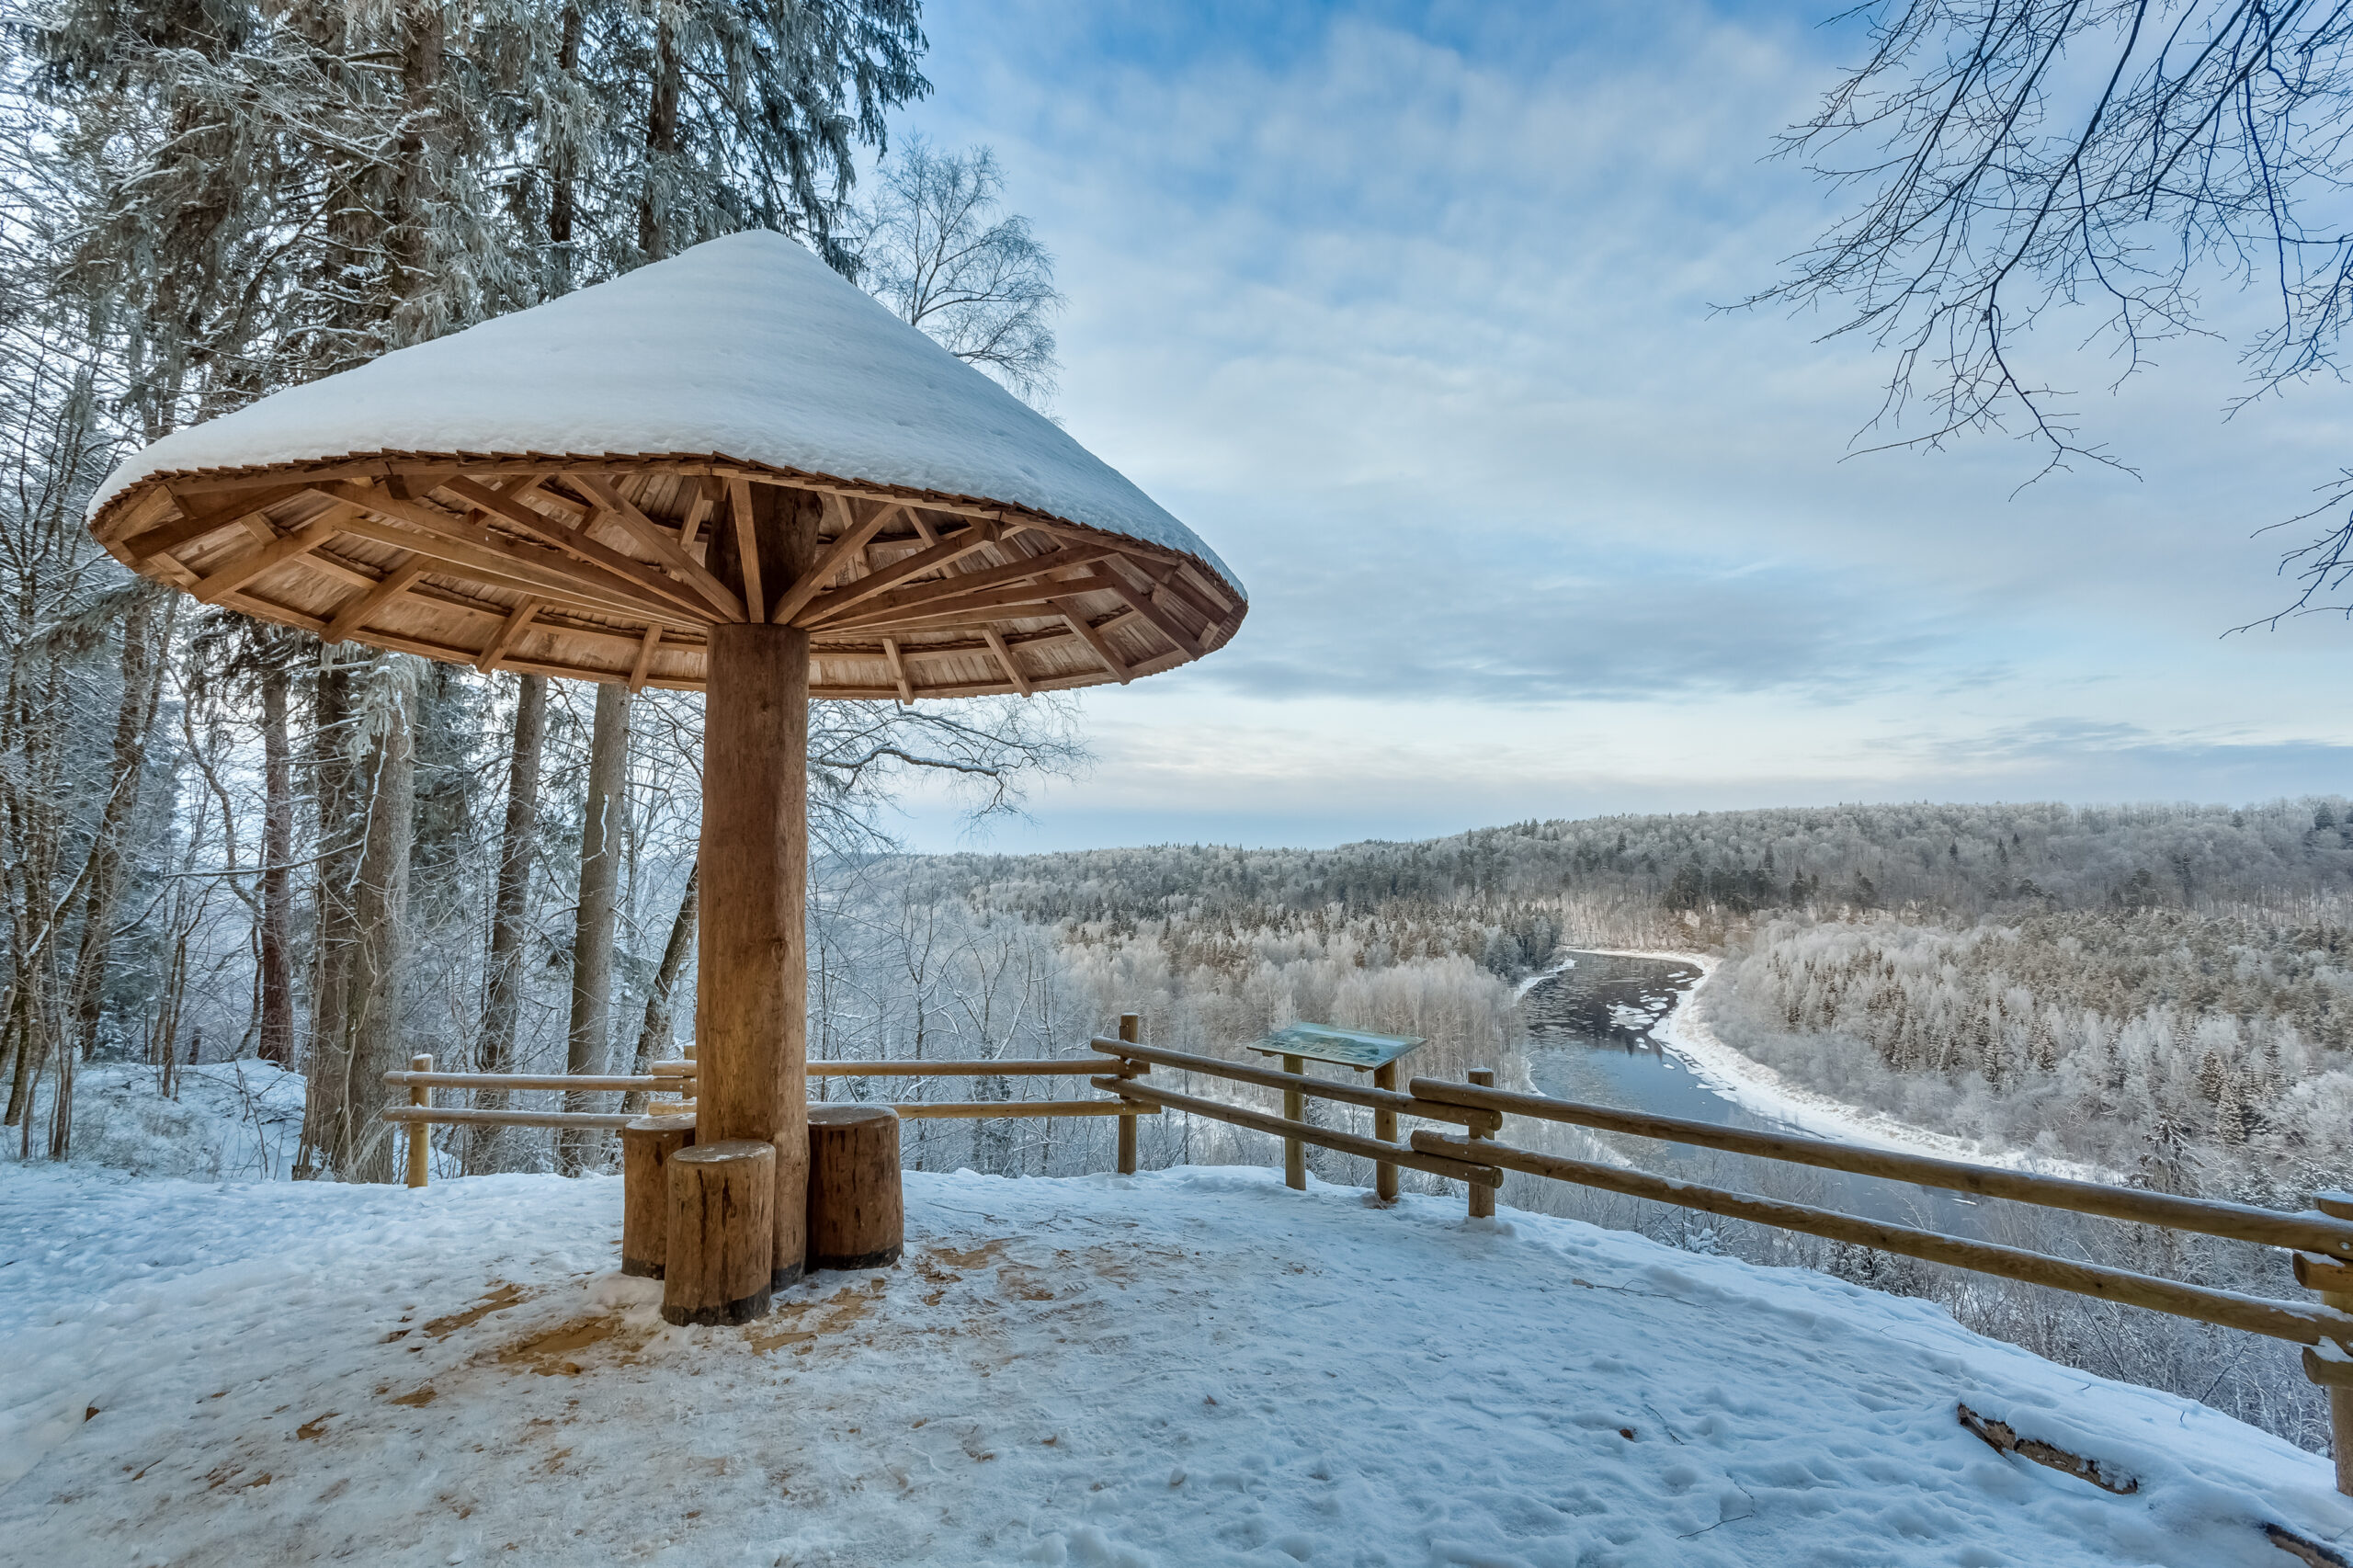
(5, 1163, 2348, 1566)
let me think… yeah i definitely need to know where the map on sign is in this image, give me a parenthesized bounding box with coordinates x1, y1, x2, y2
(1245, 1022, 1427, 1073)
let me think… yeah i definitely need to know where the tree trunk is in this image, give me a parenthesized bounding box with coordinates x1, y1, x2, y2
(65, 591, 165, 1066)
(640, 0, 681, 263)
(256, 658, 295, 1064)
(343, 663, 415, 1181)
(559, 678, 631, 1173)
(408, 659, 474, 932)
(548, 4, 584, 294)
(623, 860, 699, 1115)
(299, 653, 358, 1177)
(466, 672, 544, 1174)
(304, 653, 415, 1181)
(2, 648, 68, 1140)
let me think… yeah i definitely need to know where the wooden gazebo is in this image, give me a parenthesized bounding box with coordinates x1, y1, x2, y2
(87, 229, 1247, 1318)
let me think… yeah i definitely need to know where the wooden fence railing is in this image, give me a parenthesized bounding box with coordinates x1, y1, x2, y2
(381, 1025, 2353, 1496)
(381, 1026, 1162, 1187)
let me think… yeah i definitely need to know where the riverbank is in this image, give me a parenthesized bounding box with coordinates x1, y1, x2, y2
(1563, 947, 2111, 1180)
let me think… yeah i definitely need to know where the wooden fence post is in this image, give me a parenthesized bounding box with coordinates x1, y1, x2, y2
(1116, 1013, 1142, 1175)
(405, 1053, 432, 1188)
(2315, 1190, 2353, 1496)
(1465, 1067, 1495, 1220)
(1372, 1061, 1400, 1204)
(1282, 1052, 1306, 1190)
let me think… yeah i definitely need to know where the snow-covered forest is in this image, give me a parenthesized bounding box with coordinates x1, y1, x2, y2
(0, 2, 1095, 1176)
(893, 799, 2353, 1201)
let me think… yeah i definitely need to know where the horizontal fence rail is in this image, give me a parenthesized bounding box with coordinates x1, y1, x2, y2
(381, 1053, 1152, 1150)
(1084, 1038, 1502, 1131)
(382, 1097, 1158, 1129)
(1409, 1129, 2353, 1346)
(382, 1058, 1111, 1093)
(1089, 1074, 1501, 1187)
(1409, 1077, 2353, 1260)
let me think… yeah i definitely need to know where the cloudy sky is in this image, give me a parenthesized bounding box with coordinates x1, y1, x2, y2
(881, 0, 2353, 853)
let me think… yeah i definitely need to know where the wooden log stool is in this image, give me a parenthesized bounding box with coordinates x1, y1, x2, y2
(620, 1113, 696, 1278)
(661, 1139, 775, 1325)
(806, 1105, 904, 1271)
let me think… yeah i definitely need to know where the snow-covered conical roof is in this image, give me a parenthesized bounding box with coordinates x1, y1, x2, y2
(90, 231, 1240, 599)
(84, 233, 1245, 698)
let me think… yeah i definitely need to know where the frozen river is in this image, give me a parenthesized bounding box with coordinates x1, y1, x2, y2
(1519, 951, 1994, 1234)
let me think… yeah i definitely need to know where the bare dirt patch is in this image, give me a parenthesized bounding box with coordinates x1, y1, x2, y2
(927, 1240, 1006, 1271)
(495, 1314, 654, 1376)
(424, 1282, 529, 1338)
(748, 1278, 886, 1354)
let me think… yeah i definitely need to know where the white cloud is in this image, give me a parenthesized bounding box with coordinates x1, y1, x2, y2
(880, 1, 2353, 851)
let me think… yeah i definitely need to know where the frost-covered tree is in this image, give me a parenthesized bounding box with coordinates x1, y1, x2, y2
(1753, 1, 2353, 612)
(850, 139, 1065, 405)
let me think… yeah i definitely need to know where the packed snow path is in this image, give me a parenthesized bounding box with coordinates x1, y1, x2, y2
(4, 1165, 2349, 1566)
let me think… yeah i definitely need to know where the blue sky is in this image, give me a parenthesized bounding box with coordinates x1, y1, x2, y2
(881, 0, 2353, 852)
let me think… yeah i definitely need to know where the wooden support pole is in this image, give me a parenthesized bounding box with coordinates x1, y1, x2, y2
(2319, 1190, 2353, 1496)
(806, 1106, 903, 1270)
(1466, 1068, 1495, 1220)
(699, 483, 816, 1291)
(1372, 1061, 1400, 1204)
(700, 617, 810, 1290)
(1283, 1052, 1306, 1190)
(621, 1114, 696, 1278)
(1117, 1013, 1142, 1176)
(661, 1140, 775, 1325)
(406, 1053, 432, 1188)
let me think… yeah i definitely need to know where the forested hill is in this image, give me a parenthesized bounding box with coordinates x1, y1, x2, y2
(906, 798, 2353, 926)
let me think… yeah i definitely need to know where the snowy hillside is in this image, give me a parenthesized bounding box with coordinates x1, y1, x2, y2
(11, 1061, 309, 1181)
(4, 1163, 2348, 1567)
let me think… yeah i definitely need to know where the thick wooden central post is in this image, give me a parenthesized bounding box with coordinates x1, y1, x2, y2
(699, 621, 808, 1287)
(699, 482, 820, 1292)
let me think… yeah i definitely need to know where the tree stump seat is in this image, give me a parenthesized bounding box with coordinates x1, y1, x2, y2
(661, 1139, 775, 1325)
(620, 1113, 696, 1278)
(806, 1104, 904, 1271)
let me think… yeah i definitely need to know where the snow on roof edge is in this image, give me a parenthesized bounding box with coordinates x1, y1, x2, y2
(90, 446, 1246, 607)
(86, 231, 1246, 601)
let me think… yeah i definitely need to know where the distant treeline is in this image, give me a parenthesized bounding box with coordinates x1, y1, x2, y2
(900, 796, 2353, 931)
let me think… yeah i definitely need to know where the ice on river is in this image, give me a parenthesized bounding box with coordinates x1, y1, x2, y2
(2, 1161, 2347, 1566)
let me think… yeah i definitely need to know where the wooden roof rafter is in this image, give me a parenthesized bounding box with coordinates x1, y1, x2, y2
(95, 457, 1243, 696)
(787, 519, 1000, 627)
(562, 472, 746, 622)
(769, 497, 900, 624)
(324, 555, 429, 644)
(441, 475, 723, 624)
